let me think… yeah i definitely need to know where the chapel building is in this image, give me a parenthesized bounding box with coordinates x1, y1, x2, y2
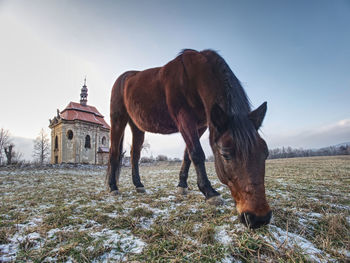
(49, 79, 110, 164)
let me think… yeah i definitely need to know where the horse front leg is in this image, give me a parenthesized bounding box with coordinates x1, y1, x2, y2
(177, 127, 207, 195)
(177, 111, 223, 205)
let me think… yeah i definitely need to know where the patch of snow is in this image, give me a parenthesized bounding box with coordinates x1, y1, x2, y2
(331, 203, 350, 210)
(47, 228, 61, 239)
(42, 256, 56, 262)
(159, 195, 176, 201)
(106, 212, 119, 218)
(0, 243, 18, 263)
(215, 225, 233, 245)
(268, 225, 330, 262)
(90, 228, 145, 262)
(221, 255, 239, 263)
(189, 208, 198, 213)
(193, 223, 202, 232)
(27, 232, 40, 240)
(0, 231, 42, 262)
(230, 215, 238, 222)
(309, 212, 322, 218)
(148, 169, 174, 174)
(337, 248, 350, 258)
(298, 217, 308, 226)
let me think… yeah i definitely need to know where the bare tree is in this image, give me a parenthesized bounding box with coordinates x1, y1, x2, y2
(33, 128, 50, 165)
(4, 144, 14, 165)
(141, 140, 150, 154)
(13, 151, 23, 164)
(156, 154, 168, 162)
(0, 128, 11, 165)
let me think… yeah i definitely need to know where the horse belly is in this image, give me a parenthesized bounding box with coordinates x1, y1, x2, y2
(124, 91, 178, 134)
(131, 106, 178, 134)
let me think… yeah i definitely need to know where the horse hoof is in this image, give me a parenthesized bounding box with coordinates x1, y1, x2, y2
(111, 190, 119, 196)
(136, 187, 146, 193)
(177, 187, 188, 195)
(206, 195, 224, 206)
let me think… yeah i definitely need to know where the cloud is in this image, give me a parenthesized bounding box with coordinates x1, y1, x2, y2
(265, 119, 350, 149)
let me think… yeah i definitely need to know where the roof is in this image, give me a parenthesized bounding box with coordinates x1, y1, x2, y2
(60, 102, 110, 129)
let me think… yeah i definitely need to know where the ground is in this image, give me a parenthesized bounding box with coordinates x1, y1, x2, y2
(0, 156, 349, 262)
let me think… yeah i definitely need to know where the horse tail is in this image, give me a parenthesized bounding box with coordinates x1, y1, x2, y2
(115, 132, 124, 185)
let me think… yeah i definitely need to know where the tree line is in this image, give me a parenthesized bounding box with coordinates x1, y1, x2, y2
(267, 145, 350, 159)
(1, 126, 349, 166)
(0, 128, 50, 166)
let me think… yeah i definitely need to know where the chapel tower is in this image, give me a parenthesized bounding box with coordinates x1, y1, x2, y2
(49, 79, 110, 164)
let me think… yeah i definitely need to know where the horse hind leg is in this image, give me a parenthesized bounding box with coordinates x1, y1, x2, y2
(129, 120, 146, 193)
(177, 149, 191, 195)
(106, 114, 128, 195)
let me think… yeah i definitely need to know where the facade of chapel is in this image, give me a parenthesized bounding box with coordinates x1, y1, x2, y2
(49, 79, 110, 164)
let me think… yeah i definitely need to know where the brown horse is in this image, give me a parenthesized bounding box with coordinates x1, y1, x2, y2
(107, 49, 271, 228)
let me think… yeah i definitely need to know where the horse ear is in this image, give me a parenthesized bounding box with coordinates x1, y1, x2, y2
(211, 103, 228, 134)
(249, 102, 267, 130)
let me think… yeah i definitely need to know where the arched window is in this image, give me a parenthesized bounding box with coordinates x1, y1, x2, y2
(55, 136, 58, 150)
(85, 135, 91, 148)
(101, 136, 106, 146)
(67, 130, 73, 140)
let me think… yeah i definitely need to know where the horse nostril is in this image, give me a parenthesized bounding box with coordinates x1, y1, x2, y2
(239, 211, 272, 229)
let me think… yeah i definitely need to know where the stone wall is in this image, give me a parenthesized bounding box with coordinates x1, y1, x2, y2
(50, 120, 109, 164)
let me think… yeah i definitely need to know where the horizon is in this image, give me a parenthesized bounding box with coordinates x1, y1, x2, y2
(1, 0, 349, 161)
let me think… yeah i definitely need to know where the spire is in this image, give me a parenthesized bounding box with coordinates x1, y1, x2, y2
(80, 77, 88, 106)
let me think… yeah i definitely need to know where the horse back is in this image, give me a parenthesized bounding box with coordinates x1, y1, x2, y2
(117, 52, 210, 134)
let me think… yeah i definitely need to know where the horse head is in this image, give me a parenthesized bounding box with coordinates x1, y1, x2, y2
(210, 102, 271, 229)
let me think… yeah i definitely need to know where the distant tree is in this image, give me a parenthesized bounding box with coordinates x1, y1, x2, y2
(0, 128, 11, 165)
(4, 144, 14, 165)
(141, 140, 150, 154)
(156, 154, 168, 162)
(33, 128, 50, 165)
(267, 143, 350, 160)
(140, 156, 155, 163)
(13, 151, 23, 164)
(4, 144, 23, 165)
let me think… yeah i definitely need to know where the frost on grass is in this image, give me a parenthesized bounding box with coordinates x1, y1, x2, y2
(215, 225, 233, 245)
(90, 229, 145, 262)
(267, 225, 328, 262)
(1, 157, 350, 262)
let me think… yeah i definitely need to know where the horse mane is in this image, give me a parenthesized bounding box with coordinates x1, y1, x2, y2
(198, 49, 258, 161)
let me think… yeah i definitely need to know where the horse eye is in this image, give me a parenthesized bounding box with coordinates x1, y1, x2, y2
(221, 153, 231, 160)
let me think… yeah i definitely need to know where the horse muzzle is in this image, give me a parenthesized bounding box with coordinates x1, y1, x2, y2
(239, 210, 272, 229)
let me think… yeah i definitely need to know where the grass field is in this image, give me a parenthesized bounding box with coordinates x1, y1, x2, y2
(0, 156, 349, 262)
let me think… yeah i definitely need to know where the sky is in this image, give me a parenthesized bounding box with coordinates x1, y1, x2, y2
(0, 0, 349, 160)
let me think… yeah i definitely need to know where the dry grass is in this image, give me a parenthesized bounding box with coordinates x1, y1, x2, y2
(0, 156, 349, 262)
